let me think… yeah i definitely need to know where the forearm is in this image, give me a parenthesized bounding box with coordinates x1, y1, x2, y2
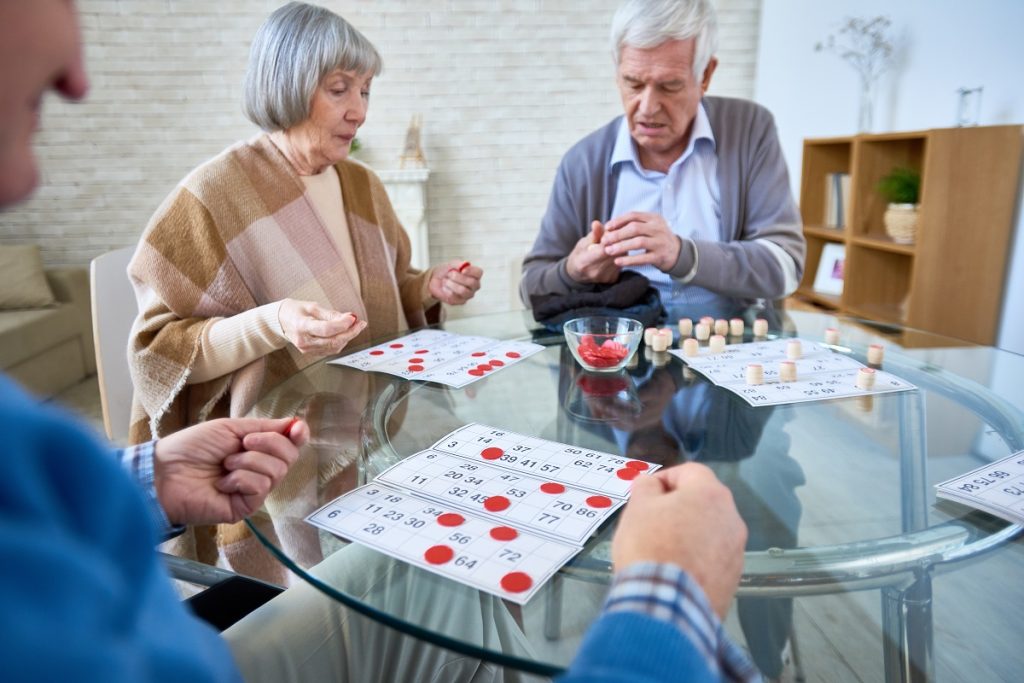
(189, 302, 289, 384)
(558, 563, 760, 683)
(673, 236, 799, 300)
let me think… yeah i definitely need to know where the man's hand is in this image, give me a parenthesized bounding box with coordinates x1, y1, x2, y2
(429, 260, 483, 305)
(601, 211, 682, 272)
(154, 417, 309, 526)
(566, 220, 620, 284)
(279, 299, 366, 356)
(612, 463, 747, 618)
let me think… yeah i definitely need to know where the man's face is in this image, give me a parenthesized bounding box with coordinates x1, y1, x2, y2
(616, 39, 716, 173)
(0, 0, 88, 207)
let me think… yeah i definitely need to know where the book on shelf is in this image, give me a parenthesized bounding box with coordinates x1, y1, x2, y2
(822, 172, 851, 229)
(934, 449, 1024, 525)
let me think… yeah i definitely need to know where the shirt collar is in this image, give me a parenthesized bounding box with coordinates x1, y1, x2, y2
(610, 102, 716, 174)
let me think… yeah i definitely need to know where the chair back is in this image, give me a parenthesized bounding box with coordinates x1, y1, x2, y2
(89, 247, 136, 443)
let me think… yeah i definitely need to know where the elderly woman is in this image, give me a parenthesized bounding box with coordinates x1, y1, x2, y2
(128, 2, 481, 444)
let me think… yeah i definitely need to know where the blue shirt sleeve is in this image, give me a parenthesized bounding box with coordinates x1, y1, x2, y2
(0, 376, 241, 683)
(558, 562, 762, 683)
(119, 440, 185, 540)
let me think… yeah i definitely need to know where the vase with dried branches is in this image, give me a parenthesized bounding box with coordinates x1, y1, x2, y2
(815, 16, 894, 132)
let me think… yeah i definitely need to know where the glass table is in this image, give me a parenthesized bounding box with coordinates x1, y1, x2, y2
(246, 309, 1024, 682)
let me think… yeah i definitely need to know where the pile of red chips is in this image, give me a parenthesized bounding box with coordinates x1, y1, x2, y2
(575, 334, 629, 368)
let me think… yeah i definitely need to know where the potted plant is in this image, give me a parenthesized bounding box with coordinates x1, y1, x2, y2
(877, 166, 920, 243)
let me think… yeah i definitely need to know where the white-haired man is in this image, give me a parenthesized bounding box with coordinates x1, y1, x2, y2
(521, 0, 805, 324)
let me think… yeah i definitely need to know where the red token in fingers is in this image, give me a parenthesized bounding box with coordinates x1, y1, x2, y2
(625, 460, 650, 471)
(457, 261, 472, 273)
(424, 545, 455, 565)
(481, 447, 503, 460)
(616, 468, 640, 481)
(586, 495, 613, 508)
(500, 572, 533, 593)
(286, 417, 301, 438)
(483, 495, 511, 512)
(540, 482, 565, 494)
(437, 513, 465, 527)
(490, 526, 518, 541)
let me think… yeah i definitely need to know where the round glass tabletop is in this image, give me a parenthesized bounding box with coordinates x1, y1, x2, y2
(245, 309, 1024, 680)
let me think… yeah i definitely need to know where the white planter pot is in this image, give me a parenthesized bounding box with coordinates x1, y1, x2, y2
(883, 203, 918, 244)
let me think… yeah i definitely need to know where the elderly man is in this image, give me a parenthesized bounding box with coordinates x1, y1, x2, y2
(521, 0, 805, 323)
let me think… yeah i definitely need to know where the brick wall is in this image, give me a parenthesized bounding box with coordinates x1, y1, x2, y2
(1, 0, 762, 317)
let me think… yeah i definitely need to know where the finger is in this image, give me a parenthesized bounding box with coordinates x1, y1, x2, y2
(613, 252, 663, 268)
(216, 468, 273, 497)
(240, 430, 302, 468)
(223, 449, 292, 484)
(601, 222, 645, 246)
(305, 313, 357, 338)
(604, 211, 651, 232)
(445, 270, 482, 291)
(627, 473, 666, 499)
(591, 220, 604, 243)
(442, 279, 475, 302)
(604, 236, 650, 256)
(224, 416, 305, 440)
(285, 418, 310, 446)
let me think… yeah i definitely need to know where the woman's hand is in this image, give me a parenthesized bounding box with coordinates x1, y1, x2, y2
(278, 299, 367, 356)
(429, 260, 483, 305)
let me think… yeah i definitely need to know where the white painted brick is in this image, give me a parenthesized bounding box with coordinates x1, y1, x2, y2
(2, 0, 763, 318)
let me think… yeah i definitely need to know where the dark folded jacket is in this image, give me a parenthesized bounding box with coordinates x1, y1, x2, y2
(530, 271, 665, 332)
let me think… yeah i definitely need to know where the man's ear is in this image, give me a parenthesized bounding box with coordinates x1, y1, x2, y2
(701, 57, 718, 94)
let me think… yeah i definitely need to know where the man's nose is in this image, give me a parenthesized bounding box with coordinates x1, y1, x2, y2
(637, 87, 659, 116)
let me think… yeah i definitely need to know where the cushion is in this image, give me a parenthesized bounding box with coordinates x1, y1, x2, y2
(0, 245, 56, 309)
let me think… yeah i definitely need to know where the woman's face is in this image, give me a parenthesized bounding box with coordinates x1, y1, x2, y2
(291, 68, 371, 168)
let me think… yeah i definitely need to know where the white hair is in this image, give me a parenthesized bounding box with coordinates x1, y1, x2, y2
(243, 2, 382, 132)
(610, 0, 719, 81)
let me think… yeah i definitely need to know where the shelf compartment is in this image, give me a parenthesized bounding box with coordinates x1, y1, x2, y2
(851, 135, 927, 241)
(842, 246, 913, 326)
(800, 140, 853, 230)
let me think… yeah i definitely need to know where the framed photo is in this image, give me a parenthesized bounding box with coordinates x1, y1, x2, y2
(813, 243, 846, 296)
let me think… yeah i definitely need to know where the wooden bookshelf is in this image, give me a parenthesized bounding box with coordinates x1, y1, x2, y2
(795, 125, 1023, 345)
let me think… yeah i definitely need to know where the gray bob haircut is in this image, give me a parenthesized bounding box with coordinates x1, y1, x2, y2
(243, 2, 382, 132)
(610, 0, 718, 81)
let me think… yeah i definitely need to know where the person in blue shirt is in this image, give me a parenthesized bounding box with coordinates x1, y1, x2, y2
(0, 2, 759, 681)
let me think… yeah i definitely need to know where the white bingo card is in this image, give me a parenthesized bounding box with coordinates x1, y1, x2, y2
(670, 337, 916, 407)
(306, 485, 580, 604)
(330, 330, 543, 387)
(935, 450, 1024, 525)
(306, 423, 659, 602)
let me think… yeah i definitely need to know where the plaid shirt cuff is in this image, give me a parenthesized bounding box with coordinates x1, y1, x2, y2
(605, 562, 762, 683)
(119, 441, 184, 540)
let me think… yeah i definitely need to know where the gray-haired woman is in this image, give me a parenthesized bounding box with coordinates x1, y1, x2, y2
(128, 2, 483, 445)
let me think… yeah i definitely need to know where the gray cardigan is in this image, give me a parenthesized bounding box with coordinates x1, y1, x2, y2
(520, 96, 805, 310)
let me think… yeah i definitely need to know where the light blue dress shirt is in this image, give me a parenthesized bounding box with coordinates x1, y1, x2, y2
(610, 104, 729, 318)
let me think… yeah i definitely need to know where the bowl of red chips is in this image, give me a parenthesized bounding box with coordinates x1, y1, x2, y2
(563, 316, 643, 373)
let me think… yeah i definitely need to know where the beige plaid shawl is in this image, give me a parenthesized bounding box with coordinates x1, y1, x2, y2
(128, 134, 431, 444)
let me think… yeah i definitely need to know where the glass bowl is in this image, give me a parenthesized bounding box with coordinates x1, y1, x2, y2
(562, 316, 643, 373)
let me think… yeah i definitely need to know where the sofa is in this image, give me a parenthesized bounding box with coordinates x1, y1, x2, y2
(0, 245, 95, 398)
